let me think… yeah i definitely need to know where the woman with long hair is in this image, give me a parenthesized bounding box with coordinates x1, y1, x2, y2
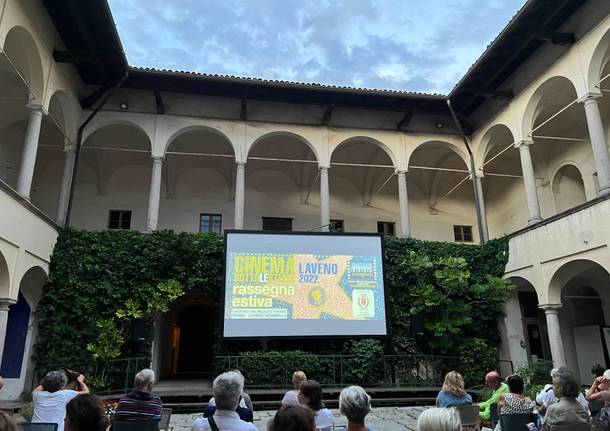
(298, 380, 335, 430)
(436, 371, 473, 407)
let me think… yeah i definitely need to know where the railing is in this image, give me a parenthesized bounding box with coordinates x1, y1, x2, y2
(90, 357, 147, 395)
(216, 354, 470, 388)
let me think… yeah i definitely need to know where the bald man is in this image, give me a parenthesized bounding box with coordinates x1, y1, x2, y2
(479, 371, 509, 422)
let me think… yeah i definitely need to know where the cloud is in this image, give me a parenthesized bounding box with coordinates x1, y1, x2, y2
(108, 0, 526, 94)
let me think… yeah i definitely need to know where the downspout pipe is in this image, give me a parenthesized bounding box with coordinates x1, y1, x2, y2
(64, 72, 129, 228)
(446, 99, 487, 245)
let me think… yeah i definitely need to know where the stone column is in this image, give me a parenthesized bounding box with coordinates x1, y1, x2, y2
(145, 156, 164, 231)
(234, 162, 246, 230)
(16, 104, 45, 198)
(515, 140, 542, 224)
(0, 299, 16, 363)
(319, 167, 330, 231)
(396, 170, 410, 237)
(55, 148, 76, 226)
(474, 172, 489, 242)
(581, 94, 610, 196)
(540, 304, 566, 367)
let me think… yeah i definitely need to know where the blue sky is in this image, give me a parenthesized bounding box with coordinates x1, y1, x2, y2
(108, 0, 527, 95)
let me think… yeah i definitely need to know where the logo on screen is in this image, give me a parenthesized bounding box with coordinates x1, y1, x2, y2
(352, 289, 375, 318)
(308, 287, 326, 307)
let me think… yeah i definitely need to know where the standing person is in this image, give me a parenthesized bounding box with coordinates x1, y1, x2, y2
(494, 375, 535, 431)
(339, 386, 375, 431)
(192, 371, 256, 431)
(436, 371, 473, 408)
(479, 371, 509, 423)
(282, 371, 307, 406)
(298, 380, 335, 430)
(32, 370, 89, 431)
(64, 394, 109, 431)
(114, 368, 163, 422)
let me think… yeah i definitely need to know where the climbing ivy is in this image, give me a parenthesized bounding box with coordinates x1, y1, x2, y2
(34, 229, 510, 387)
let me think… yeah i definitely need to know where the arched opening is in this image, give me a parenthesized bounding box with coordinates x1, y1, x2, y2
(0, 252, 9, 299)
(246, 133, 318, 231)
(522, 76, 594, 216)
(71, 124, 151, 230)
(1, 266, 46, 397)
(330, 138, 397, 233)
(408, 141, 476, 242)
(552, 164, 586, 213)
(162, 127, 235, 232)
(549, 260, 610, 384)
(2, 26, 44, 101)
(479, 124, 527, 237)
(157, 291, 217, 379)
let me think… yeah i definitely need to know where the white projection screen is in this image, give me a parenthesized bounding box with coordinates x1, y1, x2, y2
(223, 231, 388, 338)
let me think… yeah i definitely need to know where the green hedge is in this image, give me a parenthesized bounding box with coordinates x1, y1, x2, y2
(34, 229, 510, 387)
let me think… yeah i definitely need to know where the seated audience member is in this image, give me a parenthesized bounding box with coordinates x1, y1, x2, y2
(0, 411, 17, 431)
(64, 394, 109, 431)
(436, 371, 473, 408)
(495, 374, 535, 431)
(542, 367, 590, 430)
(283, 371, 308, 406)
(417, 407, 462, 431)
(587, 368, 610, 406)
(114, 368, 162, 422)
(339, 386, 374, 431)
(537, 367, 588, 417)
(209, 369, 253, 411)
(479, 371, 509, 422)
(204, 395, 253, 422)
(299, 380, 335, 430)
(269, 405, 316, 431)
(192, 371, 256, 431)
(32, 370, 89, 431)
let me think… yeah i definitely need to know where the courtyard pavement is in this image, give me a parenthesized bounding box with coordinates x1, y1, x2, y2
(170, 406, 494, 431)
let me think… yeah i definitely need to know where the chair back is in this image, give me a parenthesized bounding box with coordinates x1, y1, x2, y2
(499, 413, 536, 431)
(550, 424, 591, 431)
(112, 421, 160, 431)
(456, 405, 480, 427)
(490, 403, 499, 429)
(159, 408, 172, 431)
(19, 425, 58, 431)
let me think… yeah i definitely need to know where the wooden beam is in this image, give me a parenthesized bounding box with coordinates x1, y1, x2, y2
(477, 90, 513, 101)
(397, 111, 413, 130)
(240, 98, 247, 121)
(53, 49, 92, 63)
(321, 104, 334, 126)
(81, 86, 110, 109)
(534, 31, 575, 46)
(154, 90, 165, 115)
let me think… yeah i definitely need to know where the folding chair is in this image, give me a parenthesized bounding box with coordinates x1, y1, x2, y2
(112, 421, 160, 431)
(490, 403, 499, 429)
(19, 425, 58, 431)
(160, 408, 173, 431)
(456, 405, 481, 431)
(499, 413, 536, 431)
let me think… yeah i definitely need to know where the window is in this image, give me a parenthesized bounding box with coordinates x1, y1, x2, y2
(200, 214, 222, 234)
(262, 217, 293, 231)
(377, 221, 395, 235)
(453, 225, 473, 242)
(108, 210, 131, 230)
(330, 219, 344, 232)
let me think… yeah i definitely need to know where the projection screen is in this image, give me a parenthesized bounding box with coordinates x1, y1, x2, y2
(223, 231, 388, 338)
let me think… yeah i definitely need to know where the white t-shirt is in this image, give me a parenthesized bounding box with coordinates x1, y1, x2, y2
(537, 384, 589, 410)
(282, 390, 300, 406)
(192, 410, 257, 431)
(32, 389, 79, 431)
(315, 408, 335, 430)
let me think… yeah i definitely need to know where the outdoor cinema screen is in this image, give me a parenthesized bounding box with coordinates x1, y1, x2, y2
(223, 231, 388, 338)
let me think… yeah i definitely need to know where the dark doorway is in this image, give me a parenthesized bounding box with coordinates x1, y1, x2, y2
(166, 300, 216, 379)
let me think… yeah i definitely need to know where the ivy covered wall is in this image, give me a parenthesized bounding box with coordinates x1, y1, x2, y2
(34, 229, 510, 385)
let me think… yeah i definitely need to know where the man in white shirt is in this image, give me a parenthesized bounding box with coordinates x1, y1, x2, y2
(32, 370, 90, 431)
(192, 371, 256, 431)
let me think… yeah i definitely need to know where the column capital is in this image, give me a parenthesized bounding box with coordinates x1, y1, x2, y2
(515, 140, 533, 150)
(0, 298, 17, 311)
(26, 102, 47, 115)
(539, 303, 562, 313)
(395, 169, 408, 176)
(236, 161, 247, 168)
(64, 146, 76, 154)
(578, 92, 603, 104)
(151, 155, 164, 163)
(474, 169, 484, 179)
(318, 165, 330, 171)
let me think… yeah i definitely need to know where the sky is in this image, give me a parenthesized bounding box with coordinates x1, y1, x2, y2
(107, 0, 527, 95)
